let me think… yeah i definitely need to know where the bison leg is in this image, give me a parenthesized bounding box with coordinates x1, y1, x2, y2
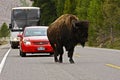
(58, 47, 63, 63)
(54, 44, 64, 63)
(54, 51, 59, 62)
(68, 48, 75, 64)
(54, 47, 59, 62)
(49, 43, 59, 62)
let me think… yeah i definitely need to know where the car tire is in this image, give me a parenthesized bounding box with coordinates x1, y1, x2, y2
(20, 50, 26, 57)
(49, 52, 54, 56)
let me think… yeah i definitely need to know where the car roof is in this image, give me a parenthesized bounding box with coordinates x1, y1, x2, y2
(24, 26, 48, 29)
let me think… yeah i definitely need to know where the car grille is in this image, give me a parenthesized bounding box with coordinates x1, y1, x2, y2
(33, 41, 49, 45)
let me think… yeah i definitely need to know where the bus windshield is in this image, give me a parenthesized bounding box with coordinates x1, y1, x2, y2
(10, 7, 40, 31)
(13, 9, 39, 20)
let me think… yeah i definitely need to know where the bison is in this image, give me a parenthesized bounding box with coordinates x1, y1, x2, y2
(47, 14, 89, 63)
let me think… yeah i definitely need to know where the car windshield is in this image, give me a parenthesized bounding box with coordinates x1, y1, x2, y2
(24, 27, 47, 37)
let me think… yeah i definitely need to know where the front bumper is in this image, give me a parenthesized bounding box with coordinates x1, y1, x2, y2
(21, 44, 54, 53)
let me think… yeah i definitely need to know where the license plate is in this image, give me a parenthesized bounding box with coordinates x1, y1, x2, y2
(37, 47, 45, 50)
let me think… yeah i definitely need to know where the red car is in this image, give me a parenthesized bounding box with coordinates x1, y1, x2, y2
(18, 26, 54, 57)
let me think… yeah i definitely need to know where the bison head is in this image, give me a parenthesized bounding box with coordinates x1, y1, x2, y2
(72, 20, 89, 47)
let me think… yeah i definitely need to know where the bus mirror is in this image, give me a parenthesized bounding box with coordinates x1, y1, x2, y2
(17, 34, 22, 38)
(9, 24, 12, 29)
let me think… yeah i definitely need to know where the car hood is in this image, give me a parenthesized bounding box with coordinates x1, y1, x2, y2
(23, 36, 48, 41)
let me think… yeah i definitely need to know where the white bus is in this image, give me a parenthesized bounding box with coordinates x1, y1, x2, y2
(9, 7, 40, 48)
(9, 7, 40, 31)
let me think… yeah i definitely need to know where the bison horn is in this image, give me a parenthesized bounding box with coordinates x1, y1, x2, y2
(72, 20, 76, 28)
(72, 20, 79, 29)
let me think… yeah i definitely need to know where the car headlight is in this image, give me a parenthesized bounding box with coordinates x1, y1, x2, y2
(23, 39, 31, 45)
(25, 41, 31, 45)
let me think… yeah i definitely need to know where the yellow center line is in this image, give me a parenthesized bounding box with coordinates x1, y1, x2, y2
(74, 54, 80, 57)
(106, 64, 120, 70)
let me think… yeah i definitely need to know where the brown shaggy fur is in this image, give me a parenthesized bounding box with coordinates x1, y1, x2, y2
(47, 14, 89, 63)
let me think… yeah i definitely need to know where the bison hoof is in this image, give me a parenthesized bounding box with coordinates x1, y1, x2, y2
(69, 59, 75, 64)
(54, 59, 59, 63)
(55, 60, 59, 63)
(59, 60, 63, 63)
(54, 57, 59, 62)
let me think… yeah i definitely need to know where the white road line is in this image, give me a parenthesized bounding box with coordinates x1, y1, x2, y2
(0, 48, 11, 74)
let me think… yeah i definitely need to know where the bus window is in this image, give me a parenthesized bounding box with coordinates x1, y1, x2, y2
(10, 7, 40, 31)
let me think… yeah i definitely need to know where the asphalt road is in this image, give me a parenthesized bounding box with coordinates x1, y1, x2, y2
(0, 44, 120, 80)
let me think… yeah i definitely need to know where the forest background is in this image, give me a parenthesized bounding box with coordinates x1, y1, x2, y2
(0, 0, 120, 49)
(33, 0, 120, 49)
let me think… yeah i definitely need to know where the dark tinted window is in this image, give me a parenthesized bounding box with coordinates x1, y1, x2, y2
(13, 9, 39, 20)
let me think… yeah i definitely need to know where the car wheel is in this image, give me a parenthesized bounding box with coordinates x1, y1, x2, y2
(49, 52, 54, 56)
(20, 50, 26, 57)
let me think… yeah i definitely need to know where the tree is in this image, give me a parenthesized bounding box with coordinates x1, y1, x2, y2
(102, 0, 120, 46)
(75, 0, 90, 20)
(20, 0, 29, 6)
(33, 0, 57, 25)
(87, 0, 104, 46)
(55, 0, 65, 17)
(0, 23, 10, 38)
(63, 0, 76, 14)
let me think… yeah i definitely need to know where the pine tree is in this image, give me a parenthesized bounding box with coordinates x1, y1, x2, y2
(0, 23, 10, 38)
(103, 0, 120, 46)
(63, 0, 71, 14)
(75, 0, 90, 20)
(32, 0, 57, 25)
(87, 0, 103, 46)
(55, 0, 65, 17)
(63, 0, 76, 14)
